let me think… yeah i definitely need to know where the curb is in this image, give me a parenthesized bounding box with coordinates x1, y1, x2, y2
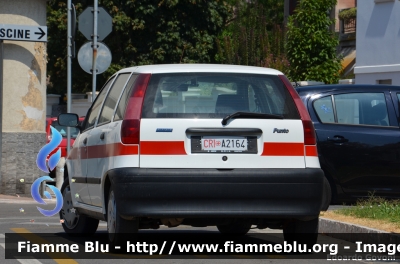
(0, 194, 55, 204)
(319, 218, 400, 244)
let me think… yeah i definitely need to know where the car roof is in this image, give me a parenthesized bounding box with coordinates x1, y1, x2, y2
(296, 84, 400, 95)
(116, 64, 283, 75)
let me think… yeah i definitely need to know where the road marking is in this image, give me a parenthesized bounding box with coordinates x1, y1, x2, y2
(11, 228, 78, 264)
(1, 235, 42, 263)
(16, 259, 43, 264)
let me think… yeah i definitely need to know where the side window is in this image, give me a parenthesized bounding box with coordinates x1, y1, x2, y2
(334, 93, 389, 126)
(98, 73, 130, 125)
(114, 74, 138, 121)
(83, 76, 115, 130)
(334, 94, 360, 125)
(313, 96, 335, 123)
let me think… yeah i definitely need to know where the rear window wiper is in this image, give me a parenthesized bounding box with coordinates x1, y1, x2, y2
(221, 112, 284, 125)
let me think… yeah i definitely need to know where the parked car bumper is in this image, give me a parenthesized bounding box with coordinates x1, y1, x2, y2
(107, 168, 327, 220)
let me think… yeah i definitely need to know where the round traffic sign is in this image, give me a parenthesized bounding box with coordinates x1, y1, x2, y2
(77, 42, 112, 74)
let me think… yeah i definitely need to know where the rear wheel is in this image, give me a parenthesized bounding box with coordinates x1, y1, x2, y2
(323, 170, 338, 205)
(60, 180, 99, 234)
(283, 218, 318, 247)
(49, 169, 56, 178)
(107, 188, 138, 252)
(321, 177, 332, 211)
(217, 220, 251, 235)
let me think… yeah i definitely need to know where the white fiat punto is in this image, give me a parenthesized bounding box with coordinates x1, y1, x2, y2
(58, 64, 330, 248)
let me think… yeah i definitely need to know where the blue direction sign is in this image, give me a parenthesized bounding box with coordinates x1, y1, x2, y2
(0, 24, 47, 42)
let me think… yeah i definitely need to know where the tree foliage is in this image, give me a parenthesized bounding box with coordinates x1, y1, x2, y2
(46, 0, 229, 95)
(216, 0, 289, 73)
(285, 0, 342, 84)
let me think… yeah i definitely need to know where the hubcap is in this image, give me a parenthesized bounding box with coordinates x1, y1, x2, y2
(107, 190, 116, 241)
(61, 185, 80, 229)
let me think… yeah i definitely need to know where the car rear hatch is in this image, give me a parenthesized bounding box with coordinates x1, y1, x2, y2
(124, 72, 319, 169)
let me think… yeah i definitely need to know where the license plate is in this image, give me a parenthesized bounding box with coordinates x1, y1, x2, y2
(201, 136, 247, 152)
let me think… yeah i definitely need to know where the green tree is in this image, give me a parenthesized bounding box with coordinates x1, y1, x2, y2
(46, 0, 229, 95)
(286, 0, 342, 84)
(216, 0, 289, 73)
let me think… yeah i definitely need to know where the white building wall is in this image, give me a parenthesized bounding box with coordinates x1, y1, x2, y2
(354, 0, 400, 85)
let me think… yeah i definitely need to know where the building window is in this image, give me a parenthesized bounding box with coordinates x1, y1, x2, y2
(377, 79, 392, 85)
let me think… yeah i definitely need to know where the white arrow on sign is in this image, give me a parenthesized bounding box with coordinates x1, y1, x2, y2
(0, 24, 47, 42)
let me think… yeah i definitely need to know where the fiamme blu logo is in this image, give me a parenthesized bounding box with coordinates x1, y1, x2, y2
(31, 126, 63, 217)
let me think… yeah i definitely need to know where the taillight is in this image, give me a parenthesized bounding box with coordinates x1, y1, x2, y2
(121, 119, 140, 144)
(121, 73, 151, 144)
(302, 120, 316, 145)
(278, 75, 316, 146)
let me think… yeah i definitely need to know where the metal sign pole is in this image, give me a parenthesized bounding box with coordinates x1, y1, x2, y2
(0, 40, 3, 184)
(77, 6, 112, 77)
(92, 0, 98, 102)
(67, 0, 72, 155)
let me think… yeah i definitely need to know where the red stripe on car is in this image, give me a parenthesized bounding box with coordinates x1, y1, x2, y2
(68, 143, 138, 159)
(68, 142, 316, 158)
(261, 143, 304, 156)
(305, 145, 318, 157)
(140, 141, 186, 155)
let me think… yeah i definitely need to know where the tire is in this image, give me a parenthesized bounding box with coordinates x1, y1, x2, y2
(60, 180, 99, 234)
(321, 177, 332, 211)
(323, 170, 338, 205)
(107, 188, 139, 252)
(49, 169, 56, 179)
(283, 218, 319, 247)
(217, 220, 251, 235)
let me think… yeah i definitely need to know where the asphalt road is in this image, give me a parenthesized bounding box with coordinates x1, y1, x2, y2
(0, 201, 387, 264)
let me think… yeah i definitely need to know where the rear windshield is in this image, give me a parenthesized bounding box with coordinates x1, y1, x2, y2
(142, 73, 299, 119)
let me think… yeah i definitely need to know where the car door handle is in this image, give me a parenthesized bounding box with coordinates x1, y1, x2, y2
(327, 135, 348, 143)
(100, 132, 105, 140)
(83, 138, 87, 145)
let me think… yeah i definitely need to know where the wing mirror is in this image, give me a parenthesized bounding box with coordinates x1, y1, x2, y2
(58, 113, 81, 131)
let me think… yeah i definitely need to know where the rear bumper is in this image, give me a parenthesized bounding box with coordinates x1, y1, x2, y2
(107, 168, 326, 219)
